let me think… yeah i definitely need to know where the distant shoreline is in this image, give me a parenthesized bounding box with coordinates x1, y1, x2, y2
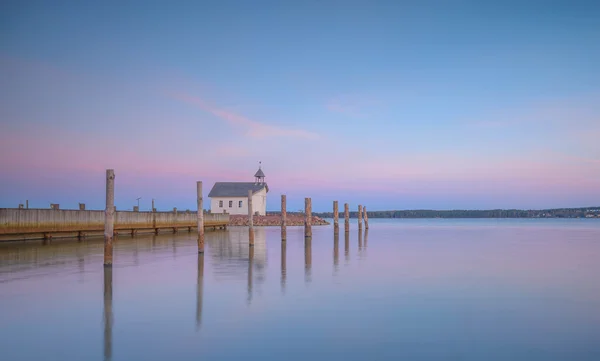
(271, 207, 600, 219)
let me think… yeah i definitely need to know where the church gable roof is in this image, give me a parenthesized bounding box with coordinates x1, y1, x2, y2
(208, 182, 268, 197)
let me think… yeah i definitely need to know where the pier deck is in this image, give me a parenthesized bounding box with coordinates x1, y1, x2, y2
(0, 208, 229, 241)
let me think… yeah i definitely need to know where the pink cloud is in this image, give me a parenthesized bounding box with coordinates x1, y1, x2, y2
(169, 92, 319, 140)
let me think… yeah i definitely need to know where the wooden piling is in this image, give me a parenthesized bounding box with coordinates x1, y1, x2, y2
(305, 197, 312, 238)
(344, 203, 350, 233)
(358, 205, 363, 230)
(364, 206, 369, 229)
(197, 181, 204, 254)
(333, 200, 339, 235)
(248, 190, 254, 246)
(104, 169, 115, 267)
(281, 195, 287, 241)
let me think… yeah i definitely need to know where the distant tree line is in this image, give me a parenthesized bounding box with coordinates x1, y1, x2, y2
(305, 207, 600, 219)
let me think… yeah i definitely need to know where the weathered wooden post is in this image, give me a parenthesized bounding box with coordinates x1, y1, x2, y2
(248, 190, 254, 246)
(26, 200, 29, 209)
(197, 181, 204, 254)
(152, 199, 155, 212)
(333, 200, 339, 235)
(103, 266, 113, 361)
(104, 169, 115, 267)
(344, 203, 349, 233)
(281, 195, 287, 241)
(358, 205, 363, 230)
(305, 197, 312, 238)
(364, 206, 369, 229)
(196, 254, 204, 330)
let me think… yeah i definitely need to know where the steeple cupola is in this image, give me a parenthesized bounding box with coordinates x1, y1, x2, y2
(254, 161, 266, 184)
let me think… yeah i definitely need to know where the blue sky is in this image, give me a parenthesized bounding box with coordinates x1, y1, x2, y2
(1, 0, 600, 211)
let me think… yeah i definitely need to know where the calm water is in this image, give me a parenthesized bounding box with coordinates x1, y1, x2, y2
(1, 219, 600, 361)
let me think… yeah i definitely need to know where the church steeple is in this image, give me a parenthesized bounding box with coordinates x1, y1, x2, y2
(254, 161, 266, 184)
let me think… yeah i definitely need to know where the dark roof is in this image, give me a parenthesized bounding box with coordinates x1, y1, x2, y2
(254, 168, 265, 178)
(208, 182, 268, 197)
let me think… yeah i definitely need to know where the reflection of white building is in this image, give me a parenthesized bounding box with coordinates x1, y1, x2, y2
(207, 227, 267, 281)
(208, 166, 268, 215)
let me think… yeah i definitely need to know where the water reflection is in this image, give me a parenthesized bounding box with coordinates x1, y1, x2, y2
(103, 267, 113, 361)
(358, 228, 363, 252)
(305, 238, 312, 284)
(281, 241, 286, 294)
(196, 254, 204, 331)
(344, 231, 350, 263)
(333, 232, 339, 274)
(247, 246, 254, 305)
(208, 228, 267, 283)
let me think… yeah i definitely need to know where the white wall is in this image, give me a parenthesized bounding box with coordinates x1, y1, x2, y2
(209, 189, 267, 216)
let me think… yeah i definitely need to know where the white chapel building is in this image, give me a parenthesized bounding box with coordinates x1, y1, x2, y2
(208, 166, 269, 215)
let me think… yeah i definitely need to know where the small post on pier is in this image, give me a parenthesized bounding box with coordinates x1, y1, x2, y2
(344, 203, 349, 233)
(26, 200, 29, 209)
(358, 205, 363, 230)
(364, 206, 369, 229)
(152, 199, 155, 212)
(197, 181, 204, 254)
(104, 169, 115, 267)
(333, 201, 339, 235)
(248, 190, 254, 246)
(281, 195, 287, 241)
(305, 197, 312, 238)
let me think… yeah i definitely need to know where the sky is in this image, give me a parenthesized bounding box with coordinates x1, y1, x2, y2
(1, 0, 600, 212)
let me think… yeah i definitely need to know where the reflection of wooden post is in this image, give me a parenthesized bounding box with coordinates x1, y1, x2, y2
(358, 205, 363, 230)
(344, 230, 350, 262)
(305, 237, 312, 284)
(247, 246, 254, 305)
(364, 206, 369, 229)
(197, 181, 204, 254)
(358, 227, 363, 250)
(196, 254, 204, 331)
(305, 198, 312, 238)
(103, 267, 113, 361)
(333, 201, 339, 235)
(104, 169, 115, 266)
(364, 229, 369, 248)
(281, 241, 286, 294)
(334, 232, 339, 270)
(344, 203, 349, 233)
(281, 195, 287, 241)
(248, 190, 254, 246)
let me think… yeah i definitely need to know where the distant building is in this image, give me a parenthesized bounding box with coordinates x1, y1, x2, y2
(208, 165, 269, 215)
